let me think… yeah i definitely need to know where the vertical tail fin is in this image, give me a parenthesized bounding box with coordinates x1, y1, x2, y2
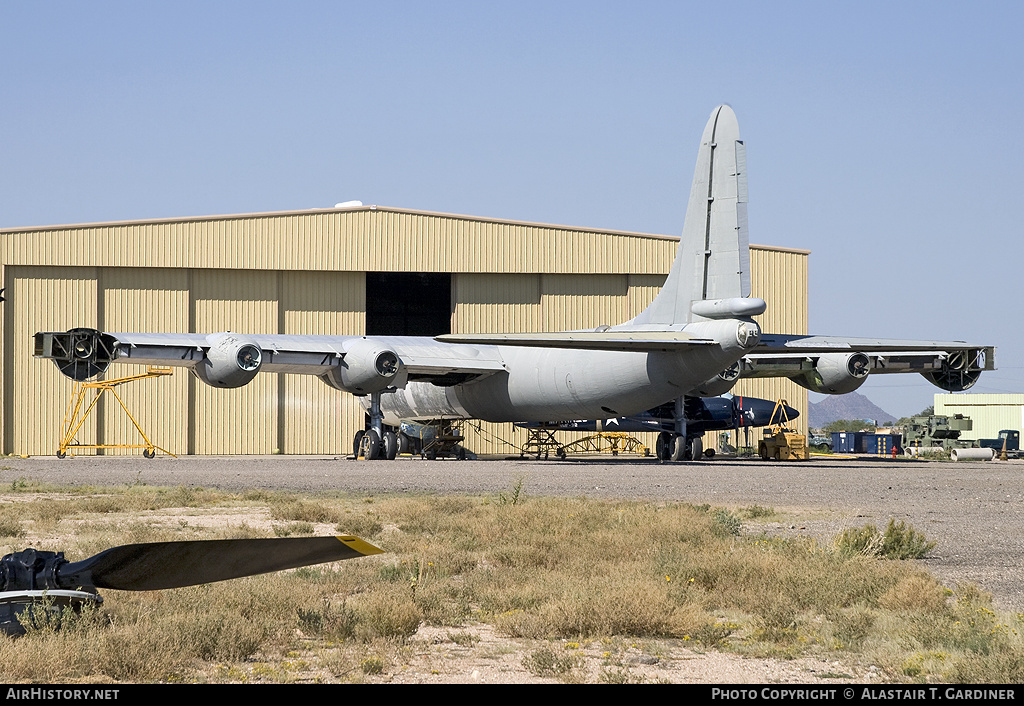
(631, 105, 757, 326)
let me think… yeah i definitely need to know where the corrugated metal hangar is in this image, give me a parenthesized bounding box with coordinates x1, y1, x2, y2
(935, 394, 1024, 442)
(0, 205, 809, 456)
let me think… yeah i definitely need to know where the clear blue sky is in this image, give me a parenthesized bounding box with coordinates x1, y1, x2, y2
(3, 1, 1022, 418)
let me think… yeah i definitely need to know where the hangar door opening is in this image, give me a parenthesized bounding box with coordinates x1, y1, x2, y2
(365, 272, 452, 336)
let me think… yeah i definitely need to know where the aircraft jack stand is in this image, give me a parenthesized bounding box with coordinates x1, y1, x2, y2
(519, 426, 563, 459)
(557, 432, 650, 458)
(57, 366, 176, 459)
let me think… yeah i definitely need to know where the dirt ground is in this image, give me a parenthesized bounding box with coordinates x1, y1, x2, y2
(3, 452, 1021, 683)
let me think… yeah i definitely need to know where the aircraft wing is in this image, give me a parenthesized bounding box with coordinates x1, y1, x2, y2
(32, 329, 506, 385)
(434, 330, 717, 352)
(754, 334, 995, 355)
(740, 334, 995, 394)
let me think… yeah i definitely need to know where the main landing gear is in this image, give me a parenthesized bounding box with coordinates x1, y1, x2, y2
(656, 431, 704, 462)
(353, 391, 399, 460)
(353, 428, 399, 460)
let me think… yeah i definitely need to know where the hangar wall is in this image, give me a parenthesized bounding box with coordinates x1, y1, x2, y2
(934, 394, 1024, 443)
(0, 206, 808, 457)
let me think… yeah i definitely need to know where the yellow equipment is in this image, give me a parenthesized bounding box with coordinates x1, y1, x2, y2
(58, 366, 176, 458)
(757, 399, 809, 461)
(554, 432, 650, 458)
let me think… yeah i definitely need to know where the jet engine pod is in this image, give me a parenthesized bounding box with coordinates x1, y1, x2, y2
(922, 349, 983, 392)
(689, 363, 741, 397)
(193, 333, 263, 388)
(321, 337, 402, 394)
(791, 352, 870, 394)
(33, 328, 119, 381)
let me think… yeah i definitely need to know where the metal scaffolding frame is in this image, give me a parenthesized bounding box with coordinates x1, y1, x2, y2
(58, 366, 176, 459)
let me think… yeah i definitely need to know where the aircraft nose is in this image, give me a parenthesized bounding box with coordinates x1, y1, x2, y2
(735, 397, 800, 425)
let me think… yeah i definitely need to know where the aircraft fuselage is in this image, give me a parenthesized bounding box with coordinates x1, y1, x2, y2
(370, 317, 760, 424)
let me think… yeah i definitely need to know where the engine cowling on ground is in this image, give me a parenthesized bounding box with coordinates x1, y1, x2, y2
(790, 352, 870, 394)
(193, 333, 263, 388)
(320, 337, 402, 394)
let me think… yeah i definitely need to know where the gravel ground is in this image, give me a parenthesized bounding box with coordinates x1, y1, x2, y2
(3, 452, 1022, 613)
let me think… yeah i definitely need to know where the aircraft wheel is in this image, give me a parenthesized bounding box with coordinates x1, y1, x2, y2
(689, 437, 703, 461)
(397, 432, 410, 455)
(382, 431, 398, 460)
(670, 434, 687, 462)
(656, 432, 672, 460)
(353, 430, 365, 457)
(361, 430, 380, 460)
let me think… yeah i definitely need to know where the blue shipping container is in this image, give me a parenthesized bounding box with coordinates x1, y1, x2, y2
(831, 432, 858, 453)
(830, 432, 902, 455)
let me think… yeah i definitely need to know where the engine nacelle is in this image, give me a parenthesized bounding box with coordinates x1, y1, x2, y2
(922, 349, 983, 392)
(688, 363, 740, 397)
(33, 328, 119, 381)
(790, 352, 870, 394)
(194, 333, 263, 388)
(320, 337, 402, 394)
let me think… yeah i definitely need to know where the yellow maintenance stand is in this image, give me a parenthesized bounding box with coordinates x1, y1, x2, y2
(554, 432, 650, 458)
(757, 399, 809, 461)
(58, 366, 176, 458)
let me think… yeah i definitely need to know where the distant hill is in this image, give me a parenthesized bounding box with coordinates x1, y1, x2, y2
(808, 392, 899, 429)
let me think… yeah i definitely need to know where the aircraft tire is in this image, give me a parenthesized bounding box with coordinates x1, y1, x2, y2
(657, 432, 672, 460)
(689, 437, 703, 461)
(353, 430, 365, 457)
(670, 434, 687, 462)
(382, 431, 398, 460)
(363, 430, 381, 460)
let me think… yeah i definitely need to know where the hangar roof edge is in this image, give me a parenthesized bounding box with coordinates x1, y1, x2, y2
(0, 204, 810, 255)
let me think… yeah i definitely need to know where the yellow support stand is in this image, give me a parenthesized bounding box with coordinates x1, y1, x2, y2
(58, 366, 177, 459)
(556, 432, 651, 458)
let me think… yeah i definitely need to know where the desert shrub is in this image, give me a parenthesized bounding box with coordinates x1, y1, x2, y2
(836, 519, 936, 559)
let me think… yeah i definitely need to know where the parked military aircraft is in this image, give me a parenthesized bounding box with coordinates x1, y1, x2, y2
(34, 105, 994, 461)
(515, 395, 799, 460)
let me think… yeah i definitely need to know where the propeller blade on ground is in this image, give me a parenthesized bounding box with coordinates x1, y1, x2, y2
(57, 536, 383, 591)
